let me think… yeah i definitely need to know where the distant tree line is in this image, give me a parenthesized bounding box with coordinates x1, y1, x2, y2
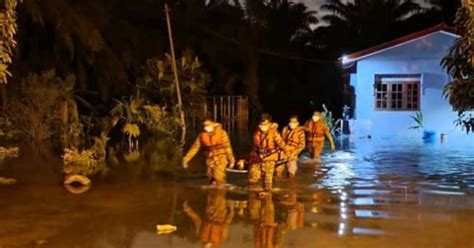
(2, 0, 463, 125)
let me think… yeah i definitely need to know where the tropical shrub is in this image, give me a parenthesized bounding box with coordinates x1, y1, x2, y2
(0, 0, 19, 84)
(110, 95, 180, 151)
(322, 104, 342, 136)
(409, 111, 424, 130)
(442, 6, 474, 133)
(0, 116, 19, 142)
(136, 54, 210, 120)
(62, 132, 108, 176)
(7, 70, 87, 145)
(7, 70, 63, 142)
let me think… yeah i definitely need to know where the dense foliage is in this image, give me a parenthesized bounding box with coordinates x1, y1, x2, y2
(0, 0, 466, 149)
(0, 0, 19, 84)
(442, 6, 474, 133)
(6, 0, 459, 124)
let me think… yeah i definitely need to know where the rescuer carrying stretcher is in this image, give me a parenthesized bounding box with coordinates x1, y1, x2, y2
(276, 115, 306, 178)
(183, 118, 235, 186)
(248, 114, 288, 191)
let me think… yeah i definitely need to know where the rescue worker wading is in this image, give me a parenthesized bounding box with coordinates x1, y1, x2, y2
(304, 111, 335, 159)
(249, 114, 287, 191)
(183, 118, 235, 185)
(277, 116, 305, 178)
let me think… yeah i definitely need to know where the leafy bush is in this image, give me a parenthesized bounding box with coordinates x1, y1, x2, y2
(136, 54, 210, 120)
(442, 7, 474, 133)
(322, 104, 342, 136)
(110, 95, 180, 150)
(0, 0, 19, 84)
(7, 70, 64, 142)
(7, 70, 85, 144)
(62, 133, 109, 176)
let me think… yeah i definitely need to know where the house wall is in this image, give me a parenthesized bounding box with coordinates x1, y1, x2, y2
(350, 32, 466, 139)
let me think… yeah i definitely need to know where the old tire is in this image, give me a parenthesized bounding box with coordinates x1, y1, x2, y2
(64, 175, 91, 194)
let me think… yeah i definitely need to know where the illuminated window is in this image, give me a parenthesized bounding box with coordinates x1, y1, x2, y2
(374, 74, 420, 111)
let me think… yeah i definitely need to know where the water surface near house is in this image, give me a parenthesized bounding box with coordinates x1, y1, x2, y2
(0, 138, 473, 248)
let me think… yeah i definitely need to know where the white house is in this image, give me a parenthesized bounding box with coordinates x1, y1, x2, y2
(342, 24, 471, 140)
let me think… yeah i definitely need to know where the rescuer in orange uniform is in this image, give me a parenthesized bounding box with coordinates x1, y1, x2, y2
(183, 118, 235, 185)
(304, 111, 335, 159)
(276, 116, 305, 178)
(183, 189, 235, 248)
(249, 114, 287, 191)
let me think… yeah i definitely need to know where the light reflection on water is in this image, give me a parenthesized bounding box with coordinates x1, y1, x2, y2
(0, 138, 474, 247)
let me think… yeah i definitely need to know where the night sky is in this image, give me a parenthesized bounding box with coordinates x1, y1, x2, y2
(298, 0, 430, 19)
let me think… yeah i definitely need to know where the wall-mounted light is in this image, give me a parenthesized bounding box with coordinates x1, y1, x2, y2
(341, 55, 349, 64)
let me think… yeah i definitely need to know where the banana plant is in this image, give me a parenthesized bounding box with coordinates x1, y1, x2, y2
(322, 104, 342, 136)
(110, 95, 180, 151)
(110, 96, 145, 151)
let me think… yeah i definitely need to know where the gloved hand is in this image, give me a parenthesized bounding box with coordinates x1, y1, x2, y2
(183, 162, 189, 169)
(228, 160, 235, 169)
(237, 160, 246, 170)
(183, 201, 190, 212)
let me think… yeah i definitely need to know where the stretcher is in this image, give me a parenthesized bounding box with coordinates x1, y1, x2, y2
(226, 159, 288, 174)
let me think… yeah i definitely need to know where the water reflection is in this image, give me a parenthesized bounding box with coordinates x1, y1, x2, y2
(183, 189, 235, 248)
(248, 191, 306, 248)
(1, 138, 474, 247)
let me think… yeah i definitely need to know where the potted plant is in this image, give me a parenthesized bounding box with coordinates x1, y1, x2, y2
(409, 112, 435, 141)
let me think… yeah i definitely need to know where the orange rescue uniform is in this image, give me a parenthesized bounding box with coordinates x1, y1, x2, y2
(304, 120, 333, 159)
(249, 123, 287, 190)
(277, 126, 305, 177)
(183, 123, 235, 184)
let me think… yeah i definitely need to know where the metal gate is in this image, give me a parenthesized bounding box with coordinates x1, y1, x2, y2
(188, 96, 249, 136)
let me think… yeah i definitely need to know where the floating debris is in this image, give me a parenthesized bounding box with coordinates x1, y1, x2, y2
(0, 177, 16, 185)
(63, 175, 92, 194)
(64, 175, 92, 186)
(156, 225, 177, 235)
(0, 147, 19, 157)
(35, 240, 48, 246)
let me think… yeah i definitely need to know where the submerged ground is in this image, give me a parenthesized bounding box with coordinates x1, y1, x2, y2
(1, 137, 474, 248)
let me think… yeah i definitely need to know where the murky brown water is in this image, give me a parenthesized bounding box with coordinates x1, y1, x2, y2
(1, 138, 474, 248)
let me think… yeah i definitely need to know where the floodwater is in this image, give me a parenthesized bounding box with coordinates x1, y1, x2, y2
(1, 138, 474, 248)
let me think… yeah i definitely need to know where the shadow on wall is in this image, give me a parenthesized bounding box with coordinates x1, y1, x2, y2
(422, 73, 447, 93)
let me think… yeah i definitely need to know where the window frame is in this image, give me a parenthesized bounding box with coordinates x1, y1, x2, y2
(374, 74, 421, 112)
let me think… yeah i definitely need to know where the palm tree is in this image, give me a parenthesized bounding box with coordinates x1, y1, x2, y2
(320, 0, 421, 53)
(16, 0, 162, 102)
(264, 0, 318, 49)
(427, 0, 462, 24)
(239, 0, 318, 116)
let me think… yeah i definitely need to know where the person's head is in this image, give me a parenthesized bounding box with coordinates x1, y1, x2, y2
(288, 115, 300, 129)
(202, 117, 215, 133)
(259, 113, 272, 132)
(312, 111, 322, 122)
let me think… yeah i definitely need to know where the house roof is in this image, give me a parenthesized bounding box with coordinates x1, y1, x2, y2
(341, 24, 458, 64)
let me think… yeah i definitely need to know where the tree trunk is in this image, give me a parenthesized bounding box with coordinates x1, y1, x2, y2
(241, 23, 262, 119)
